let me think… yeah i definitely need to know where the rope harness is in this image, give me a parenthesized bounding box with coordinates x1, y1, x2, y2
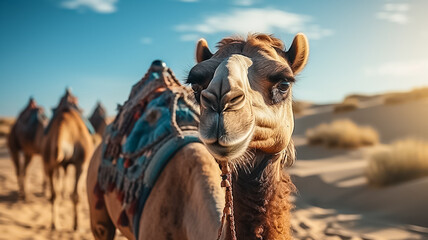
(217, 162, 237, 240)
(96, 60, 202, 237)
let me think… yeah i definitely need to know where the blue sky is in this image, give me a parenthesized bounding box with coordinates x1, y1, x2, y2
(1, 0, 427, 117)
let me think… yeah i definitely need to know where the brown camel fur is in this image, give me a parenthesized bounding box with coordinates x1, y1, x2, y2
(7, 97, 47, 199)
(89, 102, 107, 136)
(42, 89, 94, 230)
(87, 33, 309, 240)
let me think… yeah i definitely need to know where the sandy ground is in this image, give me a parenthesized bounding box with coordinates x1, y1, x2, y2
(0, 137, 127, 240)
(0, 98, 428, 239)
(290, 137, 428, 240)
(290, 98, 428, 240)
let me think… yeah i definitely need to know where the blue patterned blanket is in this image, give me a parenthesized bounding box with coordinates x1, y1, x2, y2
(97, 60, 200, 237)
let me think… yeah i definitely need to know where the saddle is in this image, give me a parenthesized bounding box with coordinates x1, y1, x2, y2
(45, 90, 96, 135)
(96, 60, 200, 237)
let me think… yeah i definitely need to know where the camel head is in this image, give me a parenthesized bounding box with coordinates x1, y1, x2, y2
(52, 88, 82, 115)
(20, 97, 48, 126)
(187, 34, 309, 164)
(92, 101, 107, 119)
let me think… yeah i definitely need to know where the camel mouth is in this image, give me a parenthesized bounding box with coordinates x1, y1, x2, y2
(203, 126, 254, 161)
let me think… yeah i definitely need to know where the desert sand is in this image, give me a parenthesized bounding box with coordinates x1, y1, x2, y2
(0, 137, 127, 240)
(0, 98, 427, 239)
(291, 98, 428, 240)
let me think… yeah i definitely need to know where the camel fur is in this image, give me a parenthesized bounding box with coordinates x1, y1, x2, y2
(42, 89, 94, 230)
(87, 33, 309, 240)
(7, 97, 47, 199)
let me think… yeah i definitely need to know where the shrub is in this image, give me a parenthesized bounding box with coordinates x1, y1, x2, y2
(0, 126, 9, 137)
(333, 98, 359, 113)
(292, 101, 312, 115)
(409, 87, 428, 100)
(343, 94, 373, 102)
(384, 87, 428, 105)
(384, 93, 407, 105)
(0, 118, 13, 137)
(306, 119, 379, 148)
(366, 139, 428, 187)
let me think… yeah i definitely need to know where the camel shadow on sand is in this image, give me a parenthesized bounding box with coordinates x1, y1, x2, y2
(295, 143, 350, 161)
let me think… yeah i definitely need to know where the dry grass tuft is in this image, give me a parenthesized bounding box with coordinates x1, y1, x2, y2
(343, 94, 373, 102)
(334, 98, 359, 113)
(384, 87, 428, 105)
(384, 92, 407, 105)
(0, 118, 14, 137)
(366, 139, 428, 187)
(292, 101, 312, 115)
(306, 119, 379, 148)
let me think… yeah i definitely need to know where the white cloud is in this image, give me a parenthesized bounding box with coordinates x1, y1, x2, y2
(233, 0, 258, 6)
(376, 3, 410, 24)
(384, 3, 409, 12)
(61, 0, 118, 14)
(175, 8, 332, 41)
(179, 34, 200, 42)
(365, 59, 428, 78)
(140, 37, 153, 45)
(421, 30, 428, 40)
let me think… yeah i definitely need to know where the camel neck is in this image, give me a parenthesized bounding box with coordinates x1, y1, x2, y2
(231, 152, 294, 240)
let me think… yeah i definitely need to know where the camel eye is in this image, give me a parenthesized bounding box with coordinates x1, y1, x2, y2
(191, 84, 203, 103)
(278, 81, 291, 93)
(191, 84, 202, 93)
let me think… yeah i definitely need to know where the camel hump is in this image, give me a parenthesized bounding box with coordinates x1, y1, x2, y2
(150, 59, 167, 71)
(89, 102, 107, 136)
(46, 89, 95, 135)
(102, 59, 198, 160)
(97, 60, 200, 237)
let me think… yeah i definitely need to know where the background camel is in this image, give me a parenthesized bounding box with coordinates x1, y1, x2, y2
(89, 102, 107, 136)
(7, 97, 47, 199)
(43, 89, 94, 230)
(87, 33, 309, 240)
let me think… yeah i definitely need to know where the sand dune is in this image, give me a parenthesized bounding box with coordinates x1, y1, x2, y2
(0, 98, 427, 239)
(295, 99, 428, 143)
(290, 98, 428, 240)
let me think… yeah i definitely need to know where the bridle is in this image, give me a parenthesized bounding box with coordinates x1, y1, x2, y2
(216, 161, 237, 240)
(215, 149, 289, 240)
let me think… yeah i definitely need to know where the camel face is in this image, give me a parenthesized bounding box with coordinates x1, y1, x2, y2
(188, 34, 309, 162)
(198, 55, 255, 160)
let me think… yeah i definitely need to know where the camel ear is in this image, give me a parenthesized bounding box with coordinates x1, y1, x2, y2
(196, 38, 213, 63)
(286, 33, 309, 75)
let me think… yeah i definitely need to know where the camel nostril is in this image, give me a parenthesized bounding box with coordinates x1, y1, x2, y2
(222, 91, 245, 111)
(201, 90, 218, 112)
(230, 94, 244, 104)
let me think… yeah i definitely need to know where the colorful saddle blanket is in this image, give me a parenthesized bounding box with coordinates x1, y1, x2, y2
(97, 60, 200, 237)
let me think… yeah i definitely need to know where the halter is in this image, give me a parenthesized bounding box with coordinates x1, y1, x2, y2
(217, 161, 237, 240)
(215, 149, 290, 240)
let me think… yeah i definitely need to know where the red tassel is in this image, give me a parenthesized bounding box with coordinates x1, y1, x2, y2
(124, 158, 132, 168)
(93, 183, 105, 210)
(107, 182, 115, 192)
(133, 111, 141, 120)
(117, 191, 125, 203)
(127, 201, 138, 216)
(117, 210, 129, 226)
(95, 198, 104, 210)
(93, 182, 104, 198)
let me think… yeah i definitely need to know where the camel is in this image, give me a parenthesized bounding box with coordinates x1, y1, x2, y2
(89, 101, 108, 136)
(7, 97, 47, 199)
(42, 89, 94, 230)
(87, 33, 309, 240)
